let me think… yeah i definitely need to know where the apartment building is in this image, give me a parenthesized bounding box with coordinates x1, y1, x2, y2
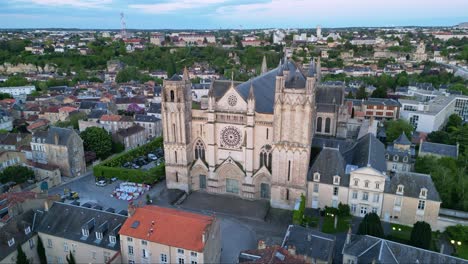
(119, 205, 221, 264)
(36, 202, 126, 264)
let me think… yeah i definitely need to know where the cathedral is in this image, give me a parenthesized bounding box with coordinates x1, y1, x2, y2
(161, 58, 345, 209)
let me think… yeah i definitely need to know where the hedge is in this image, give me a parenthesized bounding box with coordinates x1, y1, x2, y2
(93, 137, 165, 184)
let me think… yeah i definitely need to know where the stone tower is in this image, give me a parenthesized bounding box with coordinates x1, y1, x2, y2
(161, 68, 193, 192)
(270, 59, 317, 209)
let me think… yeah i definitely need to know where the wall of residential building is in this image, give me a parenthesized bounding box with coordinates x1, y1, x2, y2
(120, 234, 206, 264)
(38, 233, 120, 264)
(385, 161, 412, 173)
(78, 120, 110, 133)
(381, 193, 440, 229)
(33, 167, 62, 188)
(0, 151, 26, 171)
(0, 236, 39, 264)
(135, 120, 162, 140)
(307, 181, 348, 209)
(347, 168, 386, 217)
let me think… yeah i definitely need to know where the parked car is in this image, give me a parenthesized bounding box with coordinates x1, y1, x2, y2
(148, 153, 157, 160)
(132, 163, 140, 169)
(123, 162, 131, 168)
(96, 180, 107, 187)
(110, 177, 118, 182)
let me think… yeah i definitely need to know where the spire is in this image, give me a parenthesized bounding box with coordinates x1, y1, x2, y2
(248, 80, 255, 100)
(261, 55, 267, 74)
(307, 58, 316, 77)
(183, 66, 189, 81)
(230, 71, 234, 88)
(277, 59, 283, 76)
(317, 56, 322, 81)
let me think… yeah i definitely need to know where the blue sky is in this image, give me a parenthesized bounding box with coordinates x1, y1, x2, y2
(1, 0, 467, 29)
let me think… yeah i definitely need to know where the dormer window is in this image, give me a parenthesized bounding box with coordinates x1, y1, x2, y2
(82, 228, 89, 237)
(8, 238, 15, 247)
(95, 231, 103, 240)
(109, 235, 116, 245)
(420, 188, 427, 198)
(403, 156, 408, 162)
(393, 155, 399, 162)
(333, 176, 340, 185)
(24, 226, 31, 235)
(313, 172, 320, 182)
(397, 184, 404, 195)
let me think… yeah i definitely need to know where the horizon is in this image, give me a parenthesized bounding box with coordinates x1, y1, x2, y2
(1, 0, 468, 29)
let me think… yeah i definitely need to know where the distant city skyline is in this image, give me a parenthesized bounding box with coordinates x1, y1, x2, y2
(0, 0, 467, 29)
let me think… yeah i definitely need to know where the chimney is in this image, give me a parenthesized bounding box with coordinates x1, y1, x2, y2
(202, 232, 206, 244)
(44, 200, 49, 212)
(307, 233, 312, 241)
(54, 133, 59, 145)
(346, 227, 352, 244)
(127, 202, 136, 217)
(257, 240, 266, 250)
(440, 244, 445, 254)
(287, 245, 296, 255)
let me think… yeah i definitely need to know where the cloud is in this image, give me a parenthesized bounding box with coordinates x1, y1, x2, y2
(129, 0, 227, 14)
(11, 0, 112, 8)
(215, 0, 468, 26)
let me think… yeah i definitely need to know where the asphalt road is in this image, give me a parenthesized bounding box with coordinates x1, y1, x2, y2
(48, 172, 166, 212)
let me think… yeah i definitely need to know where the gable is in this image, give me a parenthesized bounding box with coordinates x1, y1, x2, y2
(351, 166, 386, 178)
(216, 87, 247, 112)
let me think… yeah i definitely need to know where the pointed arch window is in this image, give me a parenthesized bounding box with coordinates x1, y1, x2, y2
(325, 118, 331, 133)
(259, 145, 272, 171)
(170, 90, 175, 102)
(194, 140, 206, 162)
(316, 117, 322, 132)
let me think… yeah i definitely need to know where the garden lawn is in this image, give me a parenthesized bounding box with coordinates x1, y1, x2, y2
(322, 215, 351, 234)
(456, 244, 468, 260)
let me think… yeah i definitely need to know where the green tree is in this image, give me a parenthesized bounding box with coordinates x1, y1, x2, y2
(384, 119, 414, 143)
(66, 252, 76, 264)
(446, 114, 462, 132)
(450, 83, 468, 95)
(0, 165, 34, 184)
(427, 130, 452, 145)
(36, 236, 47, 264)
(16, 245, 29, 264)
(356, 86, 367, 99)
(80, 127, 113, 159)
(357, 213, 384, 238)
(371, 87, 387, 98)
(346, 91, 354, 99)
(410, 221, 432, 249)
(0, 92, 13, 99)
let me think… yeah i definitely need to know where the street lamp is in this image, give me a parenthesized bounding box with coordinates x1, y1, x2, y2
(451, 240, 462, 253)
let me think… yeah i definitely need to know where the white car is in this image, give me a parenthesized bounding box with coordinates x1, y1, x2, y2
(96, 180, 107, 187)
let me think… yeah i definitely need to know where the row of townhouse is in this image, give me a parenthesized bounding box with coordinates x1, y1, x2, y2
(0, 202, 221, 264)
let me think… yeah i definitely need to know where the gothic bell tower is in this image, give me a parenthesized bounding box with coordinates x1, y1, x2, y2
(161, 68, 192, 192)
(270, 59, 317, 209)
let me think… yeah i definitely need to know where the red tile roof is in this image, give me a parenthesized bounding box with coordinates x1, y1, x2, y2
(58, 106, 77, 113)
(100, 114, 122, 122)
(119, 206, 214, 252)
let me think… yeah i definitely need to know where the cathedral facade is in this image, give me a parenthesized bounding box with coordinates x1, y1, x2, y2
(162, 58, 342, 209)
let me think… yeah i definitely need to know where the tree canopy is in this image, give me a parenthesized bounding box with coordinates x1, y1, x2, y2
(357, 213, 384, 238)
(80, 127, 113, 160)
(410, 221, 432, 249)
(0, 165, 34, 184)
(384, 119, 414, 143)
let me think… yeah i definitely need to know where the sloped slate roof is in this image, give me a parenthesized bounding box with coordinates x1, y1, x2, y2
(342, 133, 387, 173)
(343, 235, 467, 264)
(420, 142, 458, 158)
(384, 172, 441, 202)
(394, 133, 411, 145)
(308, 147, 348, 186)
(282, 225, 335, 262)
(33, 126, 75, 146)
(36, 202, 126, 251)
